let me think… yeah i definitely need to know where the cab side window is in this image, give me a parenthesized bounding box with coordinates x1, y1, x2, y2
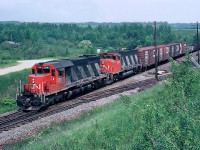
(112, 56, 116, 60)
(43, 69, 50, 73)
(37, 69, 43, 74)
(32, 69, 35, 74)
(58, 71, 63, 76)
(52, 69, 55, 76)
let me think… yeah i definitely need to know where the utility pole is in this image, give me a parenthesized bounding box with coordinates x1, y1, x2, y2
(154, 21, 158, 81)
(197, 22, 199, 64)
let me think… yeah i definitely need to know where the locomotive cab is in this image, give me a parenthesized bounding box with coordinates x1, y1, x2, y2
(99, 53, 122, 84)
(100, 53, 121, 74)
(26, 64, 51, 93)
(25, 63, 65, 94)
(17, 63, 66, 110)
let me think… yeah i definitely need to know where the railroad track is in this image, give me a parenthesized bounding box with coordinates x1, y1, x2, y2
(0, 73, 170, 133)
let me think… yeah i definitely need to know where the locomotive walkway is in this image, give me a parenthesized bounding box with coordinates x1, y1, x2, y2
(0, 59, 52, 75)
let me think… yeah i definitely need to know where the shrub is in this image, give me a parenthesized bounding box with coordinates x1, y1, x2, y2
(133, 56, 200, 149)
(0, 97, 15, 107)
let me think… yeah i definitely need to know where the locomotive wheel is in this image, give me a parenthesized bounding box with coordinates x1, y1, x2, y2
(118, 73, 123, 80)
(113, 74, 118, 81)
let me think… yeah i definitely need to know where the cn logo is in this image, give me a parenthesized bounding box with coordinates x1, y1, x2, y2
(31, 84, 41, 89)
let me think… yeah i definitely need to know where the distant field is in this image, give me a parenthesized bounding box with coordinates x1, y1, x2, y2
(0, 60, 18, 68)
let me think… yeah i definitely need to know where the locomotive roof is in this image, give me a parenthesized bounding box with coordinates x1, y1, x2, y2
(44, 55, 99, 69)
(70, 55, 99, 60)
(101, 49, 136, 55)
(47, 59, 74, 69)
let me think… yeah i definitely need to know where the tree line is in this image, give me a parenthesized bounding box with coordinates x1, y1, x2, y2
(0, 22, 189, 60)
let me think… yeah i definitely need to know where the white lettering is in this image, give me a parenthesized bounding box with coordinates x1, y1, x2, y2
(31, 84, 41, 90)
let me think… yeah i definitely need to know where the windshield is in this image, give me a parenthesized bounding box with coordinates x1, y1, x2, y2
(36, 66, 50, 74)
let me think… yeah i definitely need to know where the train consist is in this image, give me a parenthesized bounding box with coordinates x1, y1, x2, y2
(16, 42, 190, 111)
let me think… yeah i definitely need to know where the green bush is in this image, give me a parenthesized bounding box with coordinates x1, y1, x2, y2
(0, 42, 12, 50)
(0, 97, 17, 114)
(0, 97, 15, 107)
(132, 57, 200, 149)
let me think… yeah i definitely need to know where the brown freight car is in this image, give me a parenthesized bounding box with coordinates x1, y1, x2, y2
(165, 43, 186, 58)
(136, 44, 166, 67)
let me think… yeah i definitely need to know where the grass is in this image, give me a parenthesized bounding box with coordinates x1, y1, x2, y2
(0, 69, 30, 99)
(0, 69, 30, 114)
(0, 60, 18, 68)
(5, 59, 200, 149)
(0, 104, 17, 114)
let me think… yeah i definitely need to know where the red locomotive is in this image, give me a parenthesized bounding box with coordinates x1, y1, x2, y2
(17, 56, 106, 110)
(25, 63, 65, 94)
(16, 42, 189, 111)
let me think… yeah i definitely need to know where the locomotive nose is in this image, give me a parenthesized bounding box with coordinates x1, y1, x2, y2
(27, 74, 51, 93)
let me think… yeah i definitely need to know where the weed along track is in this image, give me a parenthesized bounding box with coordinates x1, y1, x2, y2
(0, 73, 170, 134)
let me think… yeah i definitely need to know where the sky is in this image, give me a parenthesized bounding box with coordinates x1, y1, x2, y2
(0, 0, 199, 23)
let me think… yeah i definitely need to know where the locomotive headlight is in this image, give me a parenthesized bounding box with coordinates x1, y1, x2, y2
(34, 95, 37, 97)
(20, 93, 23, 96)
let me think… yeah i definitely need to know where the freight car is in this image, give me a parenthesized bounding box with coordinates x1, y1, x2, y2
(16, 42, 189, 111)
(136, 42, 186, 67)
